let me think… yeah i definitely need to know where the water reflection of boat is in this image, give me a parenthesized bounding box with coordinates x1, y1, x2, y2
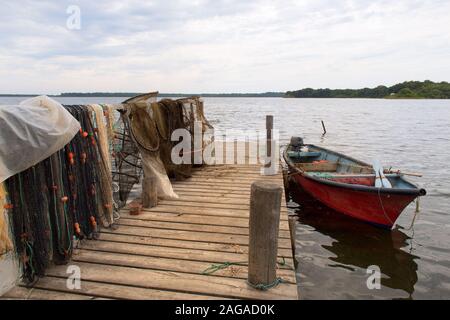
(290, 184, 419, 297)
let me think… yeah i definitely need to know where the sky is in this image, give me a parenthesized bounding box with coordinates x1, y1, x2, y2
(0, 0, 449, 94)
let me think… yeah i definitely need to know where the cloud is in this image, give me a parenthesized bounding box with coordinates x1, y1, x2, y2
(0, 0, 449, 93)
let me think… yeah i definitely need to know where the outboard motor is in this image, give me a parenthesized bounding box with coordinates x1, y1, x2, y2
(290, 136, 304, 151)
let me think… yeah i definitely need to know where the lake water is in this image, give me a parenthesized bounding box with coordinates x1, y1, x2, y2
(2, 96, 450, 299)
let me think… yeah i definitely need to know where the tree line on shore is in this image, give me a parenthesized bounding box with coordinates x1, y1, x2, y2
(2, 81, 449, 99)
(285, 80, 450, 99)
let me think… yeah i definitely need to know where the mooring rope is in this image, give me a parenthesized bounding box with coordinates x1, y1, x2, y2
(406, 197, 422, 231)
(202, 257, 292, 276)
(247, 277, 285, 291)
(377, 187, 395, 226)
(202, 261, 286, 291)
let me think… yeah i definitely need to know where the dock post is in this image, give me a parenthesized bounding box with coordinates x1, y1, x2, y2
(142, 176, 158, 208)
(248, 181, 282, 289)
(263, 115, 276, 175)
(265, 115, 273, 167)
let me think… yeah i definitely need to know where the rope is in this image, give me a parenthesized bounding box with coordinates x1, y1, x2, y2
(377, 187, 395, 226)
(202, 261, 247, 275)
(202, 257, 291, 275)
(202, 260, 287, 291)
(405, 197, 422, 231)
(247, 277, 285, 291)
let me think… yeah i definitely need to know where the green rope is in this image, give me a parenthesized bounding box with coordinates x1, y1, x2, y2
(24, 241, 36, 276)
(202, 261, 247, 275)
(58, 153, 72, 255)
(202, 257, 292, 278)
(248, 277, 285, 291)
(276, 256, 294, 270)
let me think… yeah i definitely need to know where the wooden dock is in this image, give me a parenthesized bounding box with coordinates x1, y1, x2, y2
(3, 164, 298, 300)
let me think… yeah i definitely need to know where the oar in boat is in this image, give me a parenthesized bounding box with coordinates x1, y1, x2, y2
(373, 159, 392, 188)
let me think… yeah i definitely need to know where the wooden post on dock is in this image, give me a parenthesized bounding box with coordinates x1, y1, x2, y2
(263, 115, 277, 175)
(265, 115, 273, 168)
(248, 181, 282, 289)
(142, 176, 158, 208)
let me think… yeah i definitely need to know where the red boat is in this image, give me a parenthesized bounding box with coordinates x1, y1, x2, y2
(283, 137, 426, 229)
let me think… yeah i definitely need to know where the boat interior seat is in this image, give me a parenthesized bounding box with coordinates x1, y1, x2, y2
(287, 151, 322, 159)
(295, 162, 338, 172)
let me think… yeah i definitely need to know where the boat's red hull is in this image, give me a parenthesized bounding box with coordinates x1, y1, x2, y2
(292, 173, 418, 228)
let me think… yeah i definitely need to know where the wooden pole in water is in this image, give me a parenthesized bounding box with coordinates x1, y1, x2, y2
(142, 176, 158, 208)
(248, 181, 282, 288)
(321, 120, 327, 135)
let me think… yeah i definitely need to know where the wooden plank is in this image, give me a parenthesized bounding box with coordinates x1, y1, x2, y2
(175, 181, 284, 189)
(167, 193, 288, 206)
(73, 249, 296, 283)
(140, 205, 289, 221)
(158, 200, 289, 214)
(169, 195, 254, 205)
(31, 276, 225, 300)
(100, 225, 293, 249)
(186, 175, 283, 182)
(45, 262, 298, 300)
(116, 218, 292, 239)
(97, 233, 295, 257)
(172, 182, 258, 191)
(174, 189, 254, 199)
(1, 286, 104, 300)
(78, 239, 293, 270)
(119, 211, 291, 231)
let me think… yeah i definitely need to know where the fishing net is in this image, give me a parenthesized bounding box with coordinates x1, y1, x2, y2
(109, 107, 143, 209)
(5, 161, 53, 284)
(153, 97, 214, 180)
(155, 99, 193, 180)
(120, 95, 214, 198)
(125, 101, 178, 199)
(3, 103, 116, 284)
(176, 97, 214, 166)
(1, 93, 214, 285)
(0, 183, 13, 257)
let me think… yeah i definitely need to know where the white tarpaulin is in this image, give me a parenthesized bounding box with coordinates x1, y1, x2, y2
(0, 96, 80, 183)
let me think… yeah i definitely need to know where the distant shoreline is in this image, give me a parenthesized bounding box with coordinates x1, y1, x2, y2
(1, 94, 448, 100)
(0, 93, 285, 98)
(1, 80, 449, 99)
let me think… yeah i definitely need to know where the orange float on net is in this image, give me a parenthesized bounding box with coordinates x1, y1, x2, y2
(89, 216, 97, 227)
(82, 131, 89, 138)
(74, 222, 81, 234)
(3, 203, 14, 210)
(61, 196, 69, 203)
